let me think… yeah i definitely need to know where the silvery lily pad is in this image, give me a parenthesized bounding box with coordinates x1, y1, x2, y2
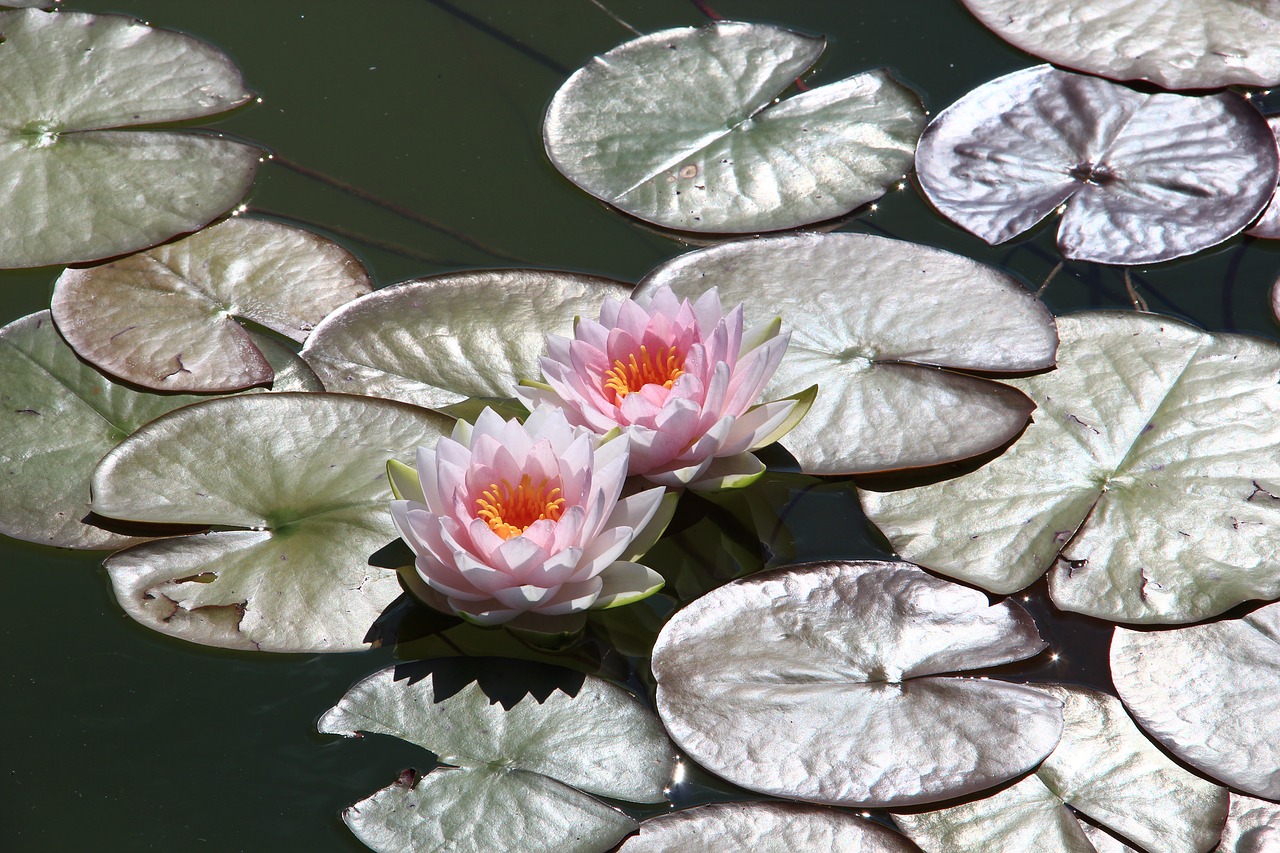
(93, 393, 453, 652)
(1216, 794, 1280, 852)
(651, 560, 1062, 808)
(0, 311, 318, 550)
(318, 665, 673, 853)
(1249, 118, 1280, 240)
(51, 218, 371, 393)
(861, 312, 1280, 623)
(300, 270, 631, 409)
(544, 21, 925, 233)
(617, 802, 919, 852)
(961, 0, 1280, 90)
(636, 232, 1056, 474)
(895, 684, 1228, 853)
(0, 9, 260, 268)
(915, 65, 1277, 265)
(1112, 603, 1280, 799)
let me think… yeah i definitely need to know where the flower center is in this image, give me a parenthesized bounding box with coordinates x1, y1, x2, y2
(602, 345, 685, 403)
(474, 474, 565, 539)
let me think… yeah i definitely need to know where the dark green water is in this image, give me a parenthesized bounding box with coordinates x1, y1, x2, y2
(3, 1, 1277, 849)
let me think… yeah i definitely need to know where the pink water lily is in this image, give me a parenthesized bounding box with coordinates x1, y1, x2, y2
(518, 285, 812, 489)
(390, 406, 671, 625)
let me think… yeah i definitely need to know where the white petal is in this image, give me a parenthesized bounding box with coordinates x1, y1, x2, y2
(686, 452, 766, 491)
(590, 562, 666, 609)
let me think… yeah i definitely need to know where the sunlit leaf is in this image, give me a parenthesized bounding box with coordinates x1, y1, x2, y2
(93, 393, 453, 651)
(51, 217, 371, 393)
(862, 312, 1280, 623)
(1216, 794, 1280, 852)
(1112, 602, 1280, 799)
(1078, 824, 1140, 853)
(915, 65, 1277, 265)
(617, 801, 919, 852)
(961, 0, 1280, 90)
(637, 232, 1055, 474)
(0, 311, 318, 549)
(0, 9, 260, 268)
(300, 270, 631, 409)
(652, 560, 1061, 808)
(544, 21, 924, 233)
(895, 685, 1227, 853)
(318, 665, 674, 852)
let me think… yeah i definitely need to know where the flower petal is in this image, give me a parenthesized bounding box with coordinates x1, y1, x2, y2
(591, 562, 666, 609)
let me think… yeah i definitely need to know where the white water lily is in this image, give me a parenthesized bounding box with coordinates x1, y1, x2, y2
(390, 406, 672, 625)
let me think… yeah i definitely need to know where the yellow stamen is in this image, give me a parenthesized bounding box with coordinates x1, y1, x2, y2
(474, 474, 564, 539)
(602, 345, 685, 403)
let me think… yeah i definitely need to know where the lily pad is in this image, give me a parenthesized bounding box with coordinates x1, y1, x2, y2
(636, 232, 1056, 474)
(544, 21, 925, 233)
(0, 311, 318, 550)
(1248, 118, 1280, 240)
(915, 65, 1277, 265)
(318, 665, 673, 852)
(861, 311, 1280, 623)
(300, 270, 631, 409)
(651, 560, 1062, 808)
(93, 393, 454, 652)
(0, 9, 261, 268)
(617, 801, 919, 852)
(51, 217, 371, 393)
(895, 684, 1227, 853)
(961, 0, 1280, 90)
(1112, 602, 1280, 799)
(1216, 794, 1280, 852)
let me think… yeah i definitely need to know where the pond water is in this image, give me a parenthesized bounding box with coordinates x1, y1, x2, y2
(3, 1, 1277, 849)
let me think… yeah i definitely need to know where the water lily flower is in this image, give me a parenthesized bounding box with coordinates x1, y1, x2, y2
(388, 406, 673, 625)
(518, 285, 814, 489)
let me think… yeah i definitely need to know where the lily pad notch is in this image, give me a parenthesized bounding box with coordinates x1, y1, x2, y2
(544, 21, 926, 233)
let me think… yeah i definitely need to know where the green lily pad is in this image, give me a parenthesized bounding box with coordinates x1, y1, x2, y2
(93, 393, 454, 652)
(544, 21, 925, 233)
(961, 0, 1280, 90)
(617, 802, 919, 852)
(318, 664, 674, 852)
(895, 684, 1228, 853)
(300, 270, 631, 408)
(51, 217, 372, 393)
(861, 311, 1280, 623)
(637, 232, 1056, 474)
(1112, 602, 1280, 800)
(652, 560, 1062, 808)
(0, 311, 319, 550)
(0, 9, 261, 268)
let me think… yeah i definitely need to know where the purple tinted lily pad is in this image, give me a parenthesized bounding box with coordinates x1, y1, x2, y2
(52, 217, 372, 393)
(962, 0, 1280, 90)
(895, 685, 1227, 853)
(916, 65, 1277, 265)
(1246, 117, 1280, 240)
(652, 560, 1061, 808)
